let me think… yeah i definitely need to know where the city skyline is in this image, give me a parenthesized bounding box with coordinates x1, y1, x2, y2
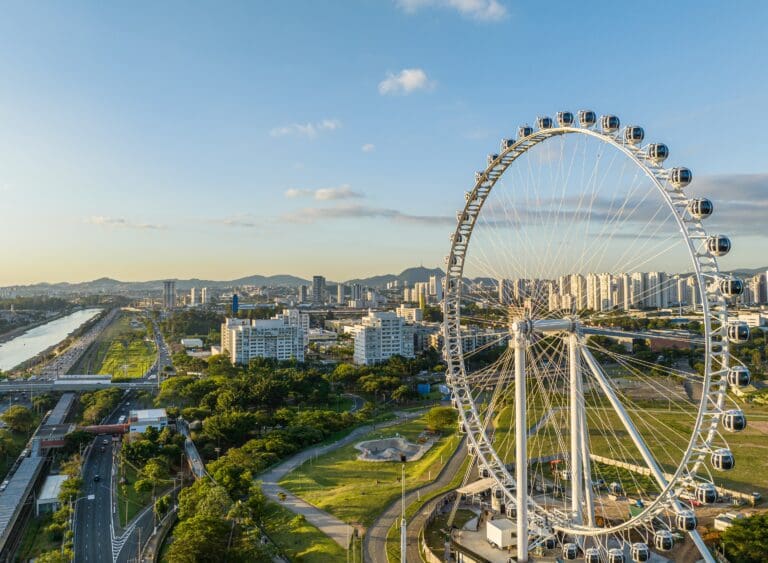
(2, 1, 767, 285)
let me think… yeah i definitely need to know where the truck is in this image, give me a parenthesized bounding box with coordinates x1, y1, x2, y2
(486, 518, 515, 549)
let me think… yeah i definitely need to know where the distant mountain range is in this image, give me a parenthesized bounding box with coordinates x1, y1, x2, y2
(6, 266, 447, 294)
(6, 265, 765, 295)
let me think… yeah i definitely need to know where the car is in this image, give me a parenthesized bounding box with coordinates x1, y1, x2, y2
(753, 492, 762, 503)
(93, 475, 101, 482)
(99, 446, 106, 453)
(102, 438, 109, 445)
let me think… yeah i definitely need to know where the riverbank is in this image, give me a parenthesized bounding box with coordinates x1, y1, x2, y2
(0, 310, 70, 345)
(4, 308, 107, 375)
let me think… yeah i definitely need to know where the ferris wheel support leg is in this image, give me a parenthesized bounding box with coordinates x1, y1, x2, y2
(579, 344, 669, 492)
(568, 334, 583, 528)
(573, 337, 595, 527)
(514, 331, 528, 562)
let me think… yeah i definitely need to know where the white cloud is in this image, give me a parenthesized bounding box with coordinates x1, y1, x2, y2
(269, 118, 342, 138)
(395, 0, 507, 21)
(361, 143, 376, 153)
(282, 203, 453, 226)
(378, 68, 435, 95)
(86, 216, 166, 230)
(285, 185, 363, 201)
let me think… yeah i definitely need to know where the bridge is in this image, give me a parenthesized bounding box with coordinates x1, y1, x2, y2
(0, 380, 159, 393)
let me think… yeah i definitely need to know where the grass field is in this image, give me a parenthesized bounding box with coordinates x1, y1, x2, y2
(117, 464, 156, 526)
(279, 415, 461, 527)
(70, 313, 156, 378)
(491, 397, 768, 497)
(262, 502, 348, 562)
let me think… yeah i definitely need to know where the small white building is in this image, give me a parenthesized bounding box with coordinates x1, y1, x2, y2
(486, 518, 515, 549)
(180, 338, 204, 348)
(36, 474, 69, 515)
(129, 408, 168, 434)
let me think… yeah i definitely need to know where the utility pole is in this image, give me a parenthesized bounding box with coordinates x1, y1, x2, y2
(400, 463, 406, 563)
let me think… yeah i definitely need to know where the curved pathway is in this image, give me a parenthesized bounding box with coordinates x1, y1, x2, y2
(364, 436, 466, 563)
(258, 409, 424, 548)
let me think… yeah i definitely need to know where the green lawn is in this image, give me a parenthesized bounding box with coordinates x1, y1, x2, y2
(70, 313, 156, 379)
(279, 415, 461, 527)
(262, 502, 348, 562)
(117, 463, 156, 526)
(491, 398, 768, 497)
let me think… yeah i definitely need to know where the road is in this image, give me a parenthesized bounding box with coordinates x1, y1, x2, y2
(259, 410, 424, 549)
(74, 322, 172, 563)
(364, 436, 467, 563)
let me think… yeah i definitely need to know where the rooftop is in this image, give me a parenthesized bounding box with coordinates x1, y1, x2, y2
(130, 408, 167, 420)
(38, 474, 68, 502)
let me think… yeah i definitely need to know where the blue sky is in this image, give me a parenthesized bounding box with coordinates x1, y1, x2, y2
(1, 0, 766, 285)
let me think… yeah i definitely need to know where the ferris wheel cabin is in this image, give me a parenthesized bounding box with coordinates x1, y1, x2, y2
(631, 543, 650, 562)
(624, 126, 645, 144)
(556, 111, 574, 126)
(689, 198, 713, 219)
(670, 166, 693, 187)
(723, 409, 747, 432)
(720, 277, 744, 297)
(518, 125, 533, 138)
(707, 235, 731, 256)
(578, 109, 596, 127)
(607, 548, 625, 563)
(500, 138, 515, 151)
(584, 547, 600, 563)
(712, 448, 735, 471)
(676, 510, 698, 531)
(728, 322, 751, 343)
(654, 530, 674, 551)
(647, 143, 669, 163)
(601, 114, 620, 132)
(562, 543, 578, 560)
(727, 365, 751, 387)
(536, 116, 553, 129)
(695, 483, 718, 504)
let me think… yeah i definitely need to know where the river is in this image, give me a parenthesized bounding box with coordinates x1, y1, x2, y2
(0, 308, 102, 371)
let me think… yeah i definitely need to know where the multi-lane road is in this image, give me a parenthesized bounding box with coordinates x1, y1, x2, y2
(74, 318, 173, 563)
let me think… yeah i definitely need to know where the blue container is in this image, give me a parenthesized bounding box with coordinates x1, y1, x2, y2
(417, 383, 431, 396)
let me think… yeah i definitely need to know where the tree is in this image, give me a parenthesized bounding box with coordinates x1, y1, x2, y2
(166, 515, 231, 563)
(1, 405, 35, 433)
(425, 406, 457, 432)
(722, 513, 768, 562)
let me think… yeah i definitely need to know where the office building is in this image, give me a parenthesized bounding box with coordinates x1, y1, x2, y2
(299, 285, 308, 303)
(353, 311, 415, 365)
(189, 287, 198, 306)
(337, 283, 346, 304)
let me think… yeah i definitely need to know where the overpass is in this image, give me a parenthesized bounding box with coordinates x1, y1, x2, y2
(0, 380, 159, 393)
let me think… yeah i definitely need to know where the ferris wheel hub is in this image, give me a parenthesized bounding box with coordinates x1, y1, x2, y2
(511, 317, 579, 336)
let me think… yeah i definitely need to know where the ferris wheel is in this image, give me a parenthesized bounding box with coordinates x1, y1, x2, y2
(443, 110, 751, 563)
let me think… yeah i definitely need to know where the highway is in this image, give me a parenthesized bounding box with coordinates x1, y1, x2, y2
(74, 319, 173, 563)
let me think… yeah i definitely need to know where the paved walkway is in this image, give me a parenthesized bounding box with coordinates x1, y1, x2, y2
(258, 410, 425, 549)
(364, 436, 467, 563)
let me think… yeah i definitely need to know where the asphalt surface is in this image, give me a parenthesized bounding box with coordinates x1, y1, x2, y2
(74, 320, 171, 563)
(364, 436, 467, 563)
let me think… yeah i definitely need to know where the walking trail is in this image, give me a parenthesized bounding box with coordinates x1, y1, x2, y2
(258, 407, 425, 548)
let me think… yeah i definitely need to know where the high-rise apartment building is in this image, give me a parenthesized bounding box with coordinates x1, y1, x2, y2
(353, 311, 415, 365)
(337, 283, 346, 304)
(189, 288, 198, 306)
(299, 285, 308, 303)
(162, 280, 176, 310)
(312, 276, 326, 305)
(201, 287, 210, 305)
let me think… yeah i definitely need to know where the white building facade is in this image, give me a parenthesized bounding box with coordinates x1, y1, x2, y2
(353, 311, 415, 365)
